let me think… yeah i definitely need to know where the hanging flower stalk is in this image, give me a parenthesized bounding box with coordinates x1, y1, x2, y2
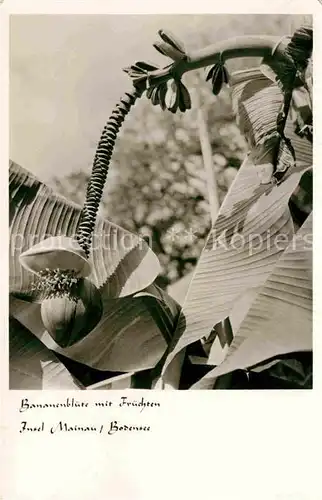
(18, 25, 312, 349)
(75, 86, 145, 256)
(19, 85, 147, 346)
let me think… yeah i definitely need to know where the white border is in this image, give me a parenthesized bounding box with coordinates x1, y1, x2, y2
(2, 2, 322, 500)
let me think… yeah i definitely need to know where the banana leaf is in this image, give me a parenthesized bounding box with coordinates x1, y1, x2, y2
(192, 213, 312, 389)
(9, 316, 82, 389)
(248, 352, 312, 389)
(10, 160, 160, 298)
(231, 68, 312, 169)
(161, 71, 312, 384)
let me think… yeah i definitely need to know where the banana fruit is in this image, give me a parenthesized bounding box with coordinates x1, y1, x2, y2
(157, 84, 168, 110)
(153, 28, 186, 62)
(153, 41, 186, 62)
(178, 81, 191, 111)
(135, 61, 159, 72)
(145, 78, 191, 114)
(205, 62, 229, 95)
(124, 28, 191, 113)
(158, 29, 186, 54)
(164, 79, 192, 113)
(123, 61, 159, 89)
(165, 80, 179, 112)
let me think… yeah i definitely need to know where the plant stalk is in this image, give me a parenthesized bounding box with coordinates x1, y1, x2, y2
(76, 87, 144, 257)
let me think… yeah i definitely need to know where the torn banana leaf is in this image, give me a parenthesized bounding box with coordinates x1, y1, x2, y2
(192, 213, 312, 389)
(231, 68, 312, 170)
(160, 67, 312, 385)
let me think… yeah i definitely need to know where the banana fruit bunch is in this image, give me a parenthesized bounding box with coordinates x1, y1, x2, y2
(124, 29, 191, 113)
(123, 61, 160, 90)
(205, 63, 229, 95)
(153, 29, 187, 62)
(146, 78, 191, 113)
(147, 29, 191, 113)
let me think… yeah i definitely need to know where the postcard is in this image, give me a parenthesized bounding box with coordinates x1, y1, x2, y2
(2, 1, 320, 499)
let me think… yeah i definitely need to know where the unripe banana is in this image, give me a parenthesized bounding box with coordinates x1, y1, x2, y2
(158, 29, 186, 54)
(178, 81, 192, 111)
(151, 86, 160, 105)
(153, 41, 186, 62)
(205, 65, 216, 82)
(135, 61, 159, 72)
(222, 65, 229, 85)
(211, 63, 224, 95)
(146, 86, 154, 99)
(165, 80, 179, 113)
(157, 84, 168, 110)
(206, 63, 229, 95)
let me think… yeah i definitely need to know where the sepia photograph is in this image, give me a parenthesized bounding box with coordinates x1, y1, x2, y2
(9, 13, 313, 390)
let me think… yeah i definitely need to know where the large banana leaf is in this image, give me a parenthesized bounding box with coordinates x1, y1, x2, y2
(9, 316, 82, 389)
(191, 213, 312, 389)
(10, 160, 160, 298)
(161, 71, 312, 382)
(232, 69, 312, 169)
(162, 159, 307, 374)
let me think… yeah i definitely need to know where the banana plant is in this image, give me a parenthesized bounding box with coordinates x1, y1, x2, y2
(9, 25, 312, 389)
(145, 27, 312, 389)
(9, 162, 180, 389)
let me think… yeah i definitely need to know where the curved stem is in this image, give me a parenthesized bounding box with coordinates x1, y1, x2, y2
(185, 35, 279, 68)
(76, 87, 144, 257)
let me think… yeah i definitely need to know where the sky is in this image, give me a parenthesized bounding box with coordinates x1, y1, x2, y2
(9, 15, 213, 182)
(9, 14, 308, 182)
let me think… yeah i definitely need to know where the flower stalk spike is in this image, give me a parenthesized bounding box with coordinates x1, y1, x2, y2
(75, 86, 144, 256)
